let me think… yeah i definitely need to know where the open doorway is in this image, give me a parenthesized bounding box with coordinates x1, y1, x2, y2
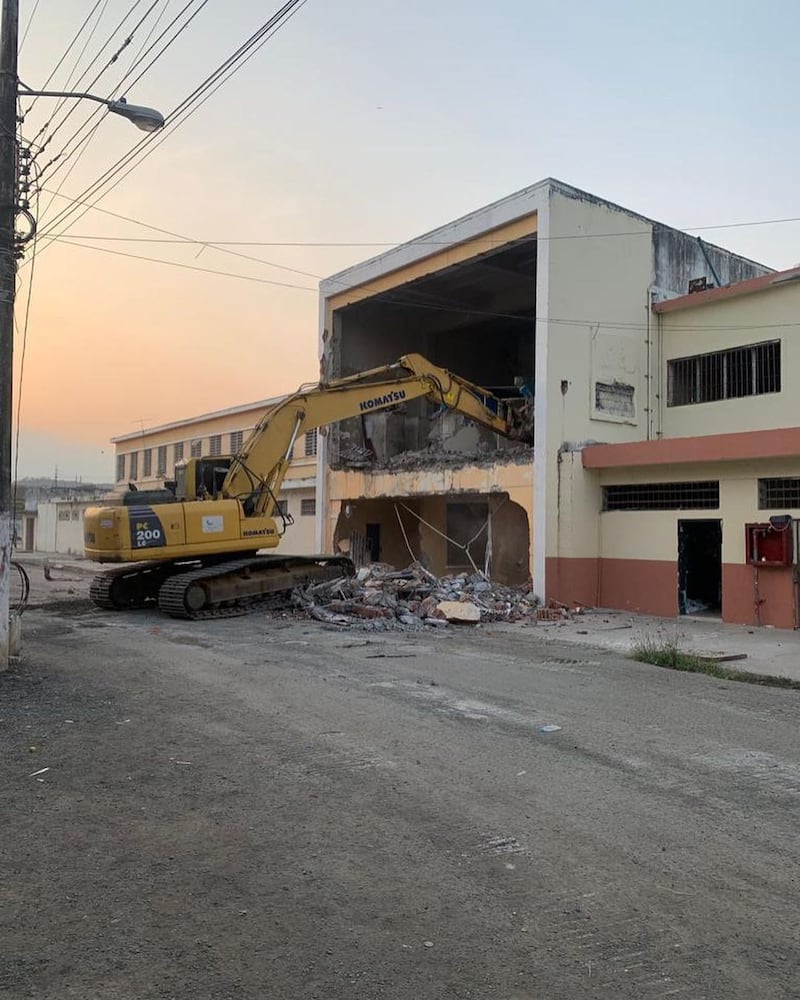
(678, 519, 722, 616)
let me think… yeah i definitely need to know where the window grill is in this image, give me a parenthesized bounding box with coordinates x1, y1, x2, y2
(142, 449, 152, 477)
(305, 429, 318, 457)
(174, 441, 184, 463)
(759, 478, 800, 509)
(157, 445, 167, 476)
(129, 452, 139, 480)
(209, 435, 222, 456)
(275, 499, 288, 517)
(190, 439, 202, 458)
(230, 430, 244, 453)
(667, 341, 780, 407)
(116, 454, 125, 482)
(603, 481, 719, 511)
(300, 498, 316, 516)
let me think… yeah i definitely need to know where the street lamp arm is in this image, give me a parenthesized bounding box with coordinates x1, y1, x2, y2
(18, 82, 165, 132)
(18, 84, 111, 104)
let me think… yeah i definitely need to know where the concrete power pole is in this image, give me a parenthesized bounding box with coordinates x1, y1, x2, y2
(0, 0, 19, 669)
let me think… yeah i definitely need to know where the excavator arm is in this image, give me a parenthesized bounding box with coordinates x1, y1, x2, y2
(221, 353, 531, 517)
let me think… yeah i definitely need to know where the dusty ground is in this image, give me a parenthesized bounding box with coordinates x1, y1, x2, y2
(2, 583, 799, 999)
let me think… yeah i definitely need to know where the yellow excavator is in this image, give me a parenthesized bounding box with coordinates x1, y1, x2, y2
(84, 354, 533, 619)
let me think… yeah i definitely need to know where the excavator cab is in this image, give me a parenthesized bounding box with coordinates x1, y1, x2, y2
(174, 456, 235, 501)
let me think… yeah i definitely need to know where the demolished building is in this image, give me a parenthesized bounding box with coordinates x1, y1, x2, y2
(315, 177, 771, 606)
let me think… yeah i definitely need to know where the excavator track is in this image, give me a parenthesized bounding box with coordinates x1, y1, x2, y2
(89, 561, 179, 610)
(156, 554, 354, 620)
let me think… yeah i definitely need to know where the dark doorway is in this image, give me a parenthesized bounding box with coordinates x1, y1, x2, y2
(678, 519, 722, 616)
(365, 523, 381, 563)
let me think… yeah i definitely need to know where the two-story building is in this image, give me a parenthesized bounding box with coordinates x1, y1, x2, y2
(112, 400, 319, 554)
(316, 177, 779, 620)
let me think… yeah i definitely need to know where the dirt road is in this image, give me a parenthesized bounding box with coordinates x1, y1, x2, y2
(2, 600, 798, 998)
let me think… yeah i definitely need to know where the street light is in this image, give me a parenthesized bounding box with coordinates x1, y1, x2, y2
(18, 84, 166, 132)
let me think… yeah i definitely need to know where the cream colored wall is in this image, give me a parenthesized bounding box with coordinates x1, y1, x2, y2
(659, 283, 800, 438)
(36, 501, 89, 555)
(278, 485, 317, 553)
(543, 193, 653, 563)
(595, 458, 800, 564)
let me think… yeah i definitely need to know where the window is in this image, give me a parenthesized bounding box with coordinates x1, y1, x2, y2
(304, 429, 318, 457)
(174, 441, 184, 463)
(157, 445, 167, 476)
(209, 434, 222, 456)
(300, 498, 316, 516)
(190, 439, 202, 458)
(759, 478, 800, 509)
(142, 449, 152, 477)
(667, 341, 781, 407)
(275, 499, 289, 517)
(603, 481, 719, 511)
(129, 451, 139, 480)
(230, 430, 244, 453)
(58, 509, 70, 521)
(116, 454, 125, 482)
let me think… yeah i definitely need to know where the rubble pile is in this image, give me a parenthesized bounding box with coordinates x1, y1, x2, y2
(293, 562, 541, 630)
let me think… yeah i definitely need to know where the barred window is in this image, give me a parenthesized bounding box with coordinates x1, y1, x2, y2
(129, 452, 139, 480)
(304, 429, 318, 457)
(116, 454, 125, 482)
(759, 478, 800, 509)
(667, 341, 780, 407)
(300, 498, 316, 516)
(190, 439, 202, 458)
(174, 441, 184, 463)
(142, 449, 152, 477)
(157, 445, 167, 476)
(230, 430, 244, 453)
(209, 435, 222, 456)
(603, 481, 719, 511)
(275, 499, 288, 517)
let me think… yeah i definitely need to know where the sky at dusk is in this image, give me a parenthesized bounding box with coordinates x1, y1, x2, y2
(11, 0, 800, 480)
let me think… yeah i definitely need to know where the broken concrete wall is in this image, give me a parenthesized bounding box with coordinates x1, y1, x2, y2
(332, 491, 530, 585)
(652, 226, 771, 299)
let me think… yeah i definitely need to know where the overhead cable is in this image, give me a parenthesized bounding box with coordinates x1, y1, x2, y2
(35, 0, 309, 250)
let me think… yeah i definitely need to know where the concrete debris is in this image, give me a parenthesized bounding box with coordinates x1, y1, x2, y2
(435, 600, 481, 624)
(293, 561, 547, 631)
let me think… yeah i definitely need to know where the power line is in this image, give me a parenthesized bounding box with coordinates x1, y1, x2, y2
(35, 1, 310, 250)
(56, 237, 318, 290)
(37, 187, 800, 247)
(24, 0, 107, 118)
(49, 235, 800, 334)
(18, 0, 41, 53)
(34, 1, 208, 206)
(35, 0, 162, 155)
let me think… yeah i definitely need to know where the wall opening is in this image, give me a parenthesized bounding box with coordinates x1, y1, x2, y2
(333, 493, 530, 585)
(327, 236, 536, 471)
(678, 519, 722, 616)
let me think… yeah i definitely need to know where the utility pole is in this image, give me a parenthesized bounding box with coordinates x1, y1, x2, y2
(0, 0, 18, 670)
